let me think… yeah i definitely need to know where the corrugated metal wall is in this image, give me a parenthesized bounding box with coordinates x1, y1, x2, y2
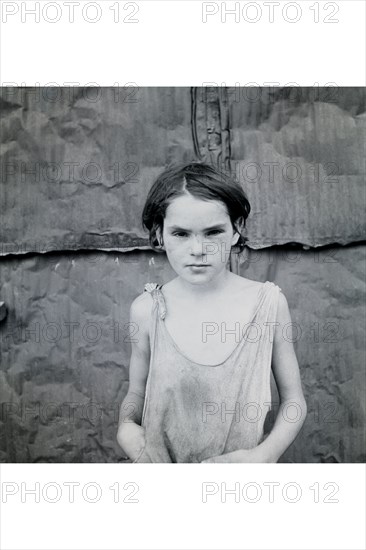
(0, 87, 365, 462)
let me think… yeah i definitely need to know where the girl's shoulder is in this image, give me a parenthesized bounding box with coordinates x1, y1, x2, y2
(229, 274, 264, 294)
(227, 276, 283, 308)
(130, 286, 155, 324)
(234, 275, 282, 293)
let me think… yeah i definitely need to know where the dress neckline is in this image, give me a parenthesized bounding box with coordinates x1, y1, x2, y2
(157, 281, 269, 367)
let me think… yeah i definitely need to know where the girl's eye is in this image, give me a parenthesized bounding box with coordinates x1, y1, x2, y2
(207, 230, 223, 236)
(172, 230, 223, 237)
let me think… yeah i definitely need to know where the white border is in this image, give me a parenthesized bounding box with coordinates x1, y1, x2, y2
(1, 464, 365, 550)
(0, 0, 365, 85)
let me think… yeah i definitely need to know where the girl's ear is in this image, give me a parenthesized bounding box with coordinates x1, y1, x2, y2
(232, 217, 245, 245)
(155, 226, 165, 248)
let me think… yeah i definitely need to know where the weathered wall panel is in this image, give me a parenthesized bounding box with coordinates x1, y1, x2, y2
(0, 245, 364, 462)
(1, 87, 365, 256)
(229, 86, 366, 248)
(0, 87, 196, 255)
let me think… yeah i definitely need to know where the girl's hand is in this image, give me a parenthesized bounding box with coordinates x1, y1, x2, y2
(117, 422, 146, 461)
(201, 447, 277, 463)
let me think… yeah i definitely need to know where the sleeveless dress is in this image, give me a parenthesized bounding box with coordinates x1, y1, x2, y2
(133, 280, 282, 463)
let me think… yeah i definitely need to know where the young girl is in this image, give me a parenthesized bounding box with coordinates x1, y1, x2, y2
(117, 162, 307, 463)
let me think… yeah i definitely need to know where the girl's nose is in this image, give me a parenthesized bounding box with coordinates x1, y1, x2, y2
(189, 235, 205, 255)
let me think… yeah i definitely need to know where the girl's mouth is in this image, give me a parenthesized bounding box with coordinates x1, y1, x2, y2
(187, 264, 210, 270)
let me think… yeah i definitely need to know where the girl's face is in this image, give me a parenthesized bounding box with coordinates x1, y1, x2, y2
(161, 194, 241, 285)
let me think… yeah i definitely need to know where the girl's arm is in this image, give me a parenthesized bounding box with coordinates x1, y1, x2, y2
(202, 291, 307, 463)
(116, 293, 151, 460)
(256, 290, 307, 461)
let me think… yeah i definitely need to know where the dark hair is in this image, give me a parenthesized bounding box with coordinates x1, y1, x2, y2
(142, 162, 251, 254)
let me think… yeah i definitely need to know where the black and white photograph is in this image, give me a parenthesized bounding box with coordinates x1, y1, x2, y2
(0, 1, 365, 548)
(1, 86, 365, 464)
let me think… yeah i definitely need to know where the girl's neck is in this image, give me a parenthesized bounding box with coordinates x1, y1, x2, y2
(174, 268, 234, 301)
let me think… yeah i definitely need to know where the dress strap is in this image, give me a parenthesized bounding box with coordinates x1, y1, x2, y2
(144, 283, 167, 320)
(272, 282, 282, 293)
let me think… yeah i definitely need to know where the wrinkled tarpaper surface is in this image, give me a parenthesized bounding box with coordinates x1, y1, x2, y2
(1, 87, 365, 255)
(0, 87, 365, 462)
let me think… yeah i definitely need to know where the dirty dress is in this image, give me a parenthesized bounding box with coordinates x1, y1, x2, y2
(133, 280, 282, 463)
